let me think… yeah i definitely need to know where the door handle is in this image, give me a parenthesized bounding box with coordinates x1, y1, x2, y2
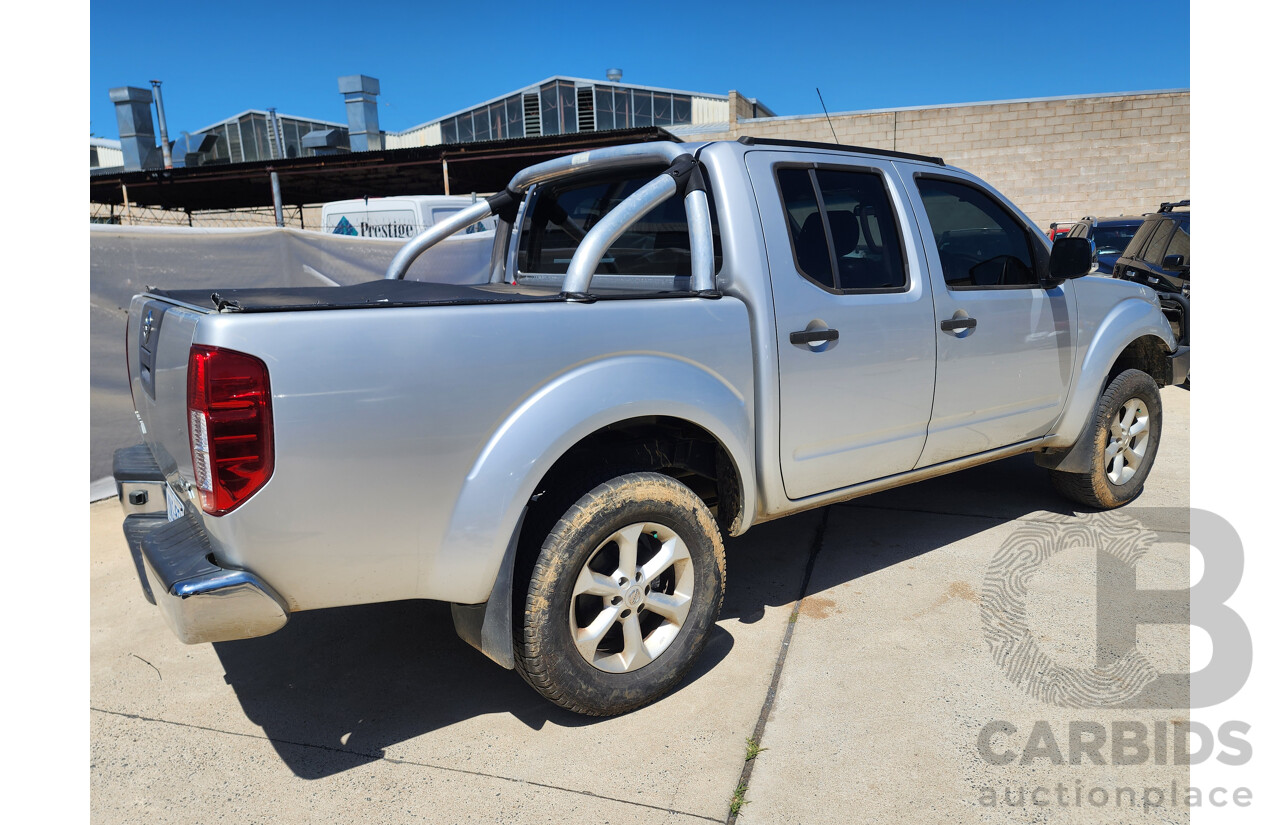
(940, 317, 978, 332)
(790, 328, 839, 345)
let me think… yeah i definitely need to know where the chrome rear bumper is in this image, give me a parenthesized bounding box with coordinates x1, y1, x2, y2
(115, 445, 289, 644)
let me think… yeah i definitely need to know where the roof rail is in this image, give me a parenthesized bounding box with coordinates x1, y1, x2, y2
(1158, 199, 1190, 212)
(736, 135, 944, 166)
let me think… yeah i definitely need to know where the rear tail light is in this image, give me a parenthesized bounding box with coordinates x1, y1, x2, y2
(187, 345, 274, 515)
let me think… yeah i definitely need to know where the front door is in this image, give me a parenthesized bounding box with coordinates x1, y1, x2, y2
(746, 151, 938, 499)
(903, 172, 1076, 466)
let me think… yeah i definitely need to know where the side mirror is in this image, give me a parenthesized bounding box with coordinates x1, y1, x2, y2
(1047, 236, 1092, 283)
(1163, 253, 1186, 270)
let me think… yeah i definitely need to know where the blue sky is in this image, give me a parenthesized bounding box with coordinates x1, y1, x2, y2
(90, 1, 1190, 140)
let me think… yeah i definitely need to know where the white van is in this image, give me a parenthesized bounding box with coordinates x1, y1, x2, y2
(320, 195, 496, 240)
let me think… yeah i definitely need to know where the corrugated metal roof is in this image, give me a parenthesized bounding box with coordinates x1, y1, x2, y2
(192, 109, 349, 135)
(89, 127, 680, 212)
(664, 122, 730, 137)
(397, 75, 736, 135)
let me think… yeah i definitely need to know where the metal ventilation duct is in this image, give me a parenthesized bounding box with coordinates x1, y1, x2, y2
(302, 128, 344, 156)
(338, 74, 382, 152)
(109, 86, 163, 171)
(172, 132, 218, 168)
(150, 80, 174, 169)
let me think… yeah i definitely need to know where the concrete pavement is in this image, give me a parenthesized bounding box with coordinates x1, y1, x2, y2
(90, 497, 822, 822)
(90, 386, 1190, 823)
(743, 385, 1191, 824)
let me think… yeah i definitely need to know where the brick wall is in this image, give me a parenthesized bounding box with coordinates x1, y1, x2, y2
(715, 91, 1189, 231)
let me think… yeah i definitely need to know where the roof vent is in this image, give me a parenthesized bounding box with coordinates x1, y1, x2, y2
(606, 68, 623, 82)
(338, 74, 383, 152)
(108, 86, 163, 171)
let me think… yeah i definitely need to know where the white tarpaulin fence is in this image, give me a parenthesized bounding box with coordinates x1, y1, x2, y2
(90, 224, 495, 486)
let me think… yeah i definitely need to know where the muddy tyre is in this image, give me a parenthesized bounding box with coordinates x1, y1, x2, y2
(1048, 368, 1163, 509)
(513, 472, 726, 716)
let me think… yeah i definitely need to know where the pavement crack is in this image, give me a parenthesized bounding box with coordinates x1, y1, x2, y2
(90, 706, 719, 822)
(725, 508, 829, 825)
(129, 653, 162, 680)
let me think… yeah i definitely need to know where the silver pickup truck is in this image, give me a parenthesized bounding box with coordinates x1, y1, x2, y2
(115, 138, 1188, 716)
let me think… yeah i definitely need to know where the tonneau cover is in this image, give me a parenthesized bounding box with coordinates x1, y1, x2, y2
(148, 279, 703, 313)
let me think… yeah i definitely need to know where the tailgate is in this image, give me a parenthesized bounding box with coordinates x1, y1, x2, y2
(127, 294, 206, 483)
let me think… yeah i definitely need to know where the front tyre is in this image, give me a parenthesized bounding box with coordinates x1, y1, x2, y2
(514, 472, 726, 716)
(1048, 368, 1163, 509)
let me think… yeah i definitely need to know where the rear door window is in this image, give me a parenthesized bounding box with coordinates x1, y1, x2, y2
(777, 168, 834, 288)
(775, 166, 907, 292)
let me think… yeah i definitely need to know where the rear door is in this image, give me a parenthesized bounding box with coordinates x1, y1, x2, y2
(746, 151, 938, 499)
(903, 172, 1076, 466)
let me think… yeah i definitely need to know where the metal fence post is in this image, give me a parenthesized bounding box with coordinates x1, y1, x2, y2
(270, 171, 284, 227)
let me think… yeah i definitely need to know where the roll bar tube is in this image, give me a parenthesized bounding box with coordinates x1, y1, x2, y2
(385, 142, 715, 293)
(385, 200, 496, 280)
(561, 174, 679, 296)
(506, 142, 690, 193)
(685, 188, 714, 293)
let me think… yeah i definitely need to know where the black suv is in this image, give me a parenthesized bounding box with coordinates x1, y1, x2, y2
(1064, 215, 1144, 275)
(1112, 201, 1190, 345)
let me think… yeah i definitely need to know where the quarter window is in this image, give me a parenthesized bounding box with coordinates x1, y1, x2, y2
(916, 177, 1039, 288)
(1142, 220, 1177, 266)
(776, 166, 907, 292)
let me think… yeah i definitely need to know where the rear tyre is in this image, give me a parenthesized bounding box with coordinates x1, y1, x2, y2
(514, 472, 725, 716)
(1048, 368, 1163, 509)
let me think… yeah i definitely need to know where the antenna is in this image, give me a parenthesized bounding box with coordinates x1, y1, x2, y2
(816, 87, 840, 144)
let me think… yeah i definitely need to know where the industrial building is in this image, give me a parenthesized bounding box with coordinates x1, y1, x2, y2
(94, 72, 767, 172)
(385, 74, 773, 149)
(192, 110, 351, 164)
(90, 138, 123, 170)
(90, 71, 1189, 230)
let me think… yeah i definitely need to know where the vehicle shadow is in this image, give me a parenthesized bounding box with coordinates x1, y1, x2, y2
(213, 453, 1168, 779)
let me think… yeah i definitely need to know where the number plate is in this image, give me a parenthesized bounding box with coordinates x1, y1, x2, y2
(165, 484, 185, 522)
